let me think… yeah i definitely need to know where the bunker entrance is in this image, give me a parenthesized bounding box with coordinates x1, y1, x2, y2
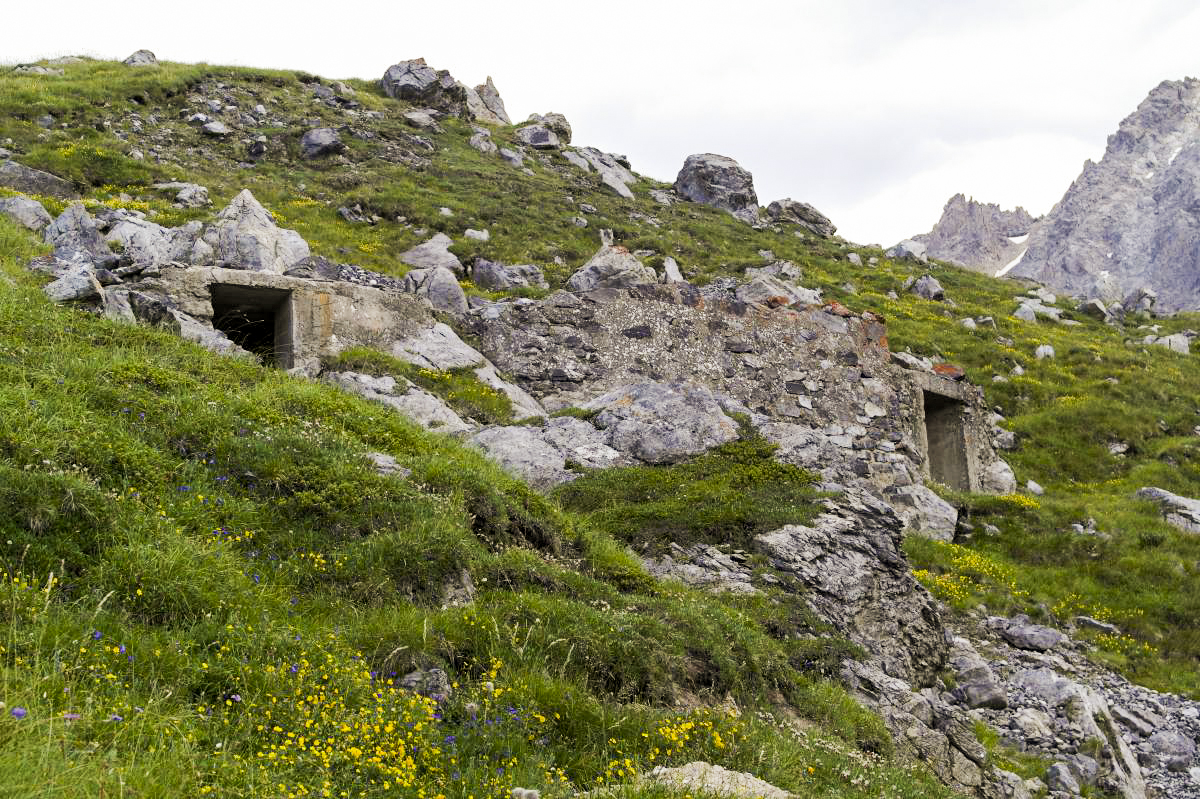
(210, 284, 294, 368)
(923, 391, 970, 491)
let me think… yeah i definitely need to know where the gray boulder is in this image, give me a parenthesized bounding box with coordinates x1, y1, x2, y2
(583, 381, 739, 464)
(979, 459, 1017, 495)
(201, 121, 231, 137)
(674, 153, 759, 224)
(44, 203, 109, 261)
(948, 637, 1007, 710)
(0, 160, 77, 199)
(469, 425, 572, 490)
(152, 181, 210, 208)
(399, 232, 464, 275)
(331, 371, 471, 434)
(466, 77, 510, 125)
(887, 239, 929, 263)
(527, 112, 572, 144)
(565, 245, 657, 293)
(403, 111, 441, 132)
(380, 58, 468, 117)
(122, 50, 157, 67)
(104, 213, 201, 266)
(911, 275, 946, 301)
(575, 147, 637, 199)
(886, 484, 958, 540)
(198, 189, 310, 273)
(400, 267, 468, 314)
(300, 127, 344, 159)
(1147, 731, 1196, 772)
(735, 275, 815, 308)
(1044, 763, 1080, 795)
(471, 258, 547, 291)
(391, 322, 485, 371)
(997, 615, 1068, 651)
(766, 198, 836, 237)
(468, 131, 497, 155)
(0, 196, 52, 232)
(1135, 486, 1200, 533)
(43, 265, 101, 303)
(515, 124, 560, 150)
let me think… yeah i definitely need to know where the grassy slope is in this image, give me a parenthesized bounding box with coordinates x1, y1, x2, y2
(0, 54, 1198, 794)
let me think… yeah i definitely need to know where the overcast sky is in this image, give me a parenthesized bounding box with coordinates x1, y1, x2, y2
(5, 0, 1200, 244)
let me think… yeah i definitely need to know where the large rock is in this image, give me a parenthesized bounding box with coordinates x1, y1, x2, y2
(641, 763, 789, 799)
(572, 147, 637, 199)
(399, 233, 464, 275)
(565, 245, 657, 293)
(380, 58, 469, 117)
(122, 50, 157, 67)
(735, 275, 814, 308)
(886, 239, 929, 263)
(886, 484, 958, 540)
(948, 637, 1007, 710)
(300, 127, 344, 159)
(583, 381, 740, 464)
(758, 490, 947, 685)
(1135, 486, 1200, 533)
(909, 194, 1036, 275)
(104, 213, 202, 266)
(910, 275, 946, 301)
(673, 153, 759, 224)
(43, 265, 101, 303)
(0, 160, 77, 199)
(471, 258, 547, 291)
(1011, 77, 1200, 311)
(44, 203, 109, 261)
(391, 322, 486, 371)
(152, 181, 210, 208)
(331, 372, 471, 434)
(0, 196, 52, 232)
(1147, 731, 1196, 772)
(466, 77, 510, 125)
(198, 190, 310, 273)
(527, 112, 571, 144)
(515, 124, 560, 150)
(995, 615, 1068, 652)
(766, 198, 836, 237)
(979, 459, 1017, 495)
(400, 267, 468, 314)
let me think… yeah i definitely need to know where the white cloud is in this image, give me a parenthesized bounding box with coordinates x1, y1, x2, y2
(4, 0, 1200, 245)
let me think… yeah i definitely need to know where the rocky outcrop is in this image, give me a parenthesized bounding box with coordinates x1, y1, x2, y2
(400, 267, 468, 314)
(912, 194, 1036, 275)
(45, 202, 110, 261)
(515, 124, 560, 150)
(1135, 486, 1200, 533)
(527, 112, 572, 144)
(380, 58, 469, 118)
(0, 195, 52, 232)
(583, 381, 740, 464)
(674, 154, 759, 224)
(758, 491, 947, 685)
(766, 198, 836, 237)
(1012, 77, 1200, 311)
(197, 189, 310, 272)
(331, 371, 471, 434)
(569, 147, 638, 199)
(0, 159, 77, 199)
(400, 232, 464, 275)
(122, 50, 157, 67)
(466, 77, 510, 125)
(565, 245, 657, 292)
(471, 258, 547, 291)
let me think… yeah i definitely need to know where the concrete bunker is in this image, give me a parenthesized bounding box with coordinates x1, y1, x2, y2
(210, 284, 294, 368)
(921, 390, 970, 491)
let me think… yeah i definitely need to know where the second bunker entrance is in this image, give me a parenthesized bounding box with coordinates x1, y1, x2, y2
(922, 390, 970, 491)
(210, 284, 295, 368)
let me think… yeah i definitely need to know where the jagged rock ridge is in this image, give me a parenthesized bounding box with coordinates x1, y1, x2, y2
(1012, 77, 1200, 311)
(912, 193, 1037, 275)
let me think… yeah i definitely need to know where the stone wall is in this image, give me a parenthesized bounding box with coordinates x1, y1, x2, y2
(143, 265, 432, 374)
(467, 283, 1008, 498)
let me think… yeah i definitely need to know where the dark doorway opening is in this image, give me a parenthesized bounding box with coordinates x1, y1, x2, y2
(210, 284, 294, 368)
(923, 391, 969, 491)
